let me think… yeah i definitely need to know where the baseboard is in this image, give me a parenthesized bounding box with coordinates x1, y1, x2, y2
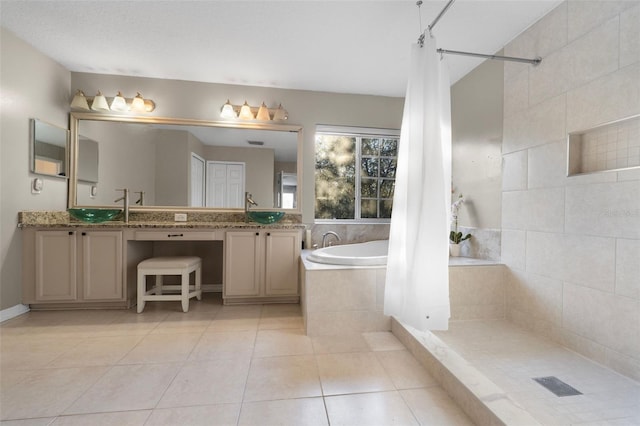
(0, 304, 30, 323)
(1, 288, 222, 320)
(202, 284, 222, 292)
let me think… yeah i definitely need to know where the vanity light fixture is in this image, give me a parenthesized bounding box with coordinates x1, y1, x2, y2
(90, 91, 110, 111)
(70, 90, 156, 113)
(273, 104, 288, 121)
(219, 100, 288, 121)
(109, 91, 127, 112)
(256, 102, 271, 121)
(70, 90, 91, 111)
(220, 100, 237, 119)
(238, 101, 255, 120)
(130, 92, 146, 112)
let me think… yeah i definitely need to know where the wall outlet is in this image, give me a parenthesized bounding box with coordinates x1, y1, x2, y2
(174, 213, 187, 222)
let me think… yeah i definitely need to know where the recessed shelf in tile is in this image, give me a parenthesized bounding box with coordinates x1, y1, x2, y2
(568, 115, 640, 176)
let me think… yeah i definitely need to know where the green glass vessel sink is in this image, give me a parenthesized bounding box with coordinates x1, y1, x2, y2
(68, 208, 122, 223)
(247, 211, 285, 224)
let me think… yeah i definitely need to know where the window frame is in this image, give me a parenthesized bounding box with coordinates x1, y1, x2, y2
(314, 125, 400, 224)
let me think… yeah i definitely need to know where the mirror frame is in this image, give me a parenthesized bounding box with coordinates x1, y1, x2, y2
(69, 112, 303, 213)
(30, 118, 69, 179)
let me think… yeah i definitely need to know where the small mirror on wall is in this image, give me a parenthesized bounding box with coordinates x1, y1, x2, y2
(30, 118, 69, 179)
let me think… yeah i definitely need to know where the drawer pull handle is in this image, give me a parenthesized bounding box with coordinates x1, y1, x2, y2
(255, 232, 259, 236)
(82, 232, 86, 236)
(68, 231, 74, 235)
(167, 233, 184, 238)
(267, 232, 271, 236)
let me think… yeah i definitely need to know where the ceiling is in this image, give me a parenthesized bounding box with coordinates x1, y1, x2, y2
(0, 0, 561, 98)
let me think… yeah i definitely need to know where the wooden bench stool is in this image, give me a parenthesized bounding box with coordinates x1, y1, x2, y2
(137, 256, 202, 313)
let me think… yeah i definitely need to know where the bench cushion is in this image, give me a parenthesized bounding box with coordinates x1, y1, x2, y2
(138, 256, 201, 270)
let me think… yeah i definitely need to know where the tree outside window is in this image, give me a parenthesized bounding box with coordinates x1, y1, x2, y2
(315, 131, 398, 221)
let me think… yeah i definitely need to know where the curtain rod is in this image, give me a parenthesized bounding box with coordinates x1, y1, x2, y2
(417, 0, 455, 45)
(415, 0, 542, 65)
(437, 48, 542, 65)
(427, 0, 456, 33)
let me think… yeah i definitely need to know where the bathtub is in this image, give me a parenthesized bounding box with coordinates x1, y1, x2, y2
(306, 240, 388, 266)
(301, 238, 504, 337)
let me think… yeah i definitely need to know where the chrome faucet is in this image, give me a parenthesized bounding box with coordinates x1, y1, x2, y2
(245, 192, 258, 222)
(114, 188, 130, 223)
(322, 231, 340, 248)
(134, 191, 145, 206)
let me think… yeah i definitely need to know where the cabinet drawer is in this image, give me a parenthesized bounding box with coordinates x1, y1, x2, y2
(135, 230, 221, 241)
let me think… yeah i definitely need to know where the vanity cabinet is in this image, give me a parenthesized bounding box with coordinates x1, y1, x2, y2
(34, 230, 78, 301)
(21, 222, 305, 309)
(80, 230, 123, 300)
(25, 229, 123, 306)
(224, 230, 301, 303)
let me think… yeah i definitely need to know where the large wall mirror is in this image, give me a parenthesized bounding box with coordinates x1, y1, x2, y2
(30, 118, 69, 178)
(69, 113, 303, 212)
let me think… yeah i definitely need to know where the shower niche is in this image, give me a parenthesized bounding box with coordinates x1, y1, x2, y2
(567, 114, 640, 176)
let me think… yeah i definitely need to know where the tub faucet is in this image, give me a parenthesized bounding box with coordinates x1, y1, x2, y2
(245, 192, 258, 222)
(322, 231, 340, 248)
(114, 188, 130, 223)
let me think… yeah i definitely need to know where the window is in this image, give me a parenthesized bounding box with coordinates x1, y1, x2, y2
(315, 126, 399, 221)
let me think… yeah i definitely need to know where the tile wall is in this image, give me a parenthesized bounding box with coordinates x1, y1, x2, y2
(311, 224, 500, 261)
(448, 265, 506, 321)
(301, 257, 506, 336)
(501, 0, 640, 380)
(300, 261, 389, 336)
(310, 223, 390, 248)
(455, 226, 501, 261)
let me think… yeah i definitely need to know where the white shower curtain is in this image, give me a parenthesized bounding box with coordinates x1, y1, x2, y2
(384, 37, 451, 331)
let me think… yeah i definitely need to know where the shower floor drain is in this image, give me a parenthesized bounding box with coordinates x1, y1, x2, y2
(533, 376, 582, 397)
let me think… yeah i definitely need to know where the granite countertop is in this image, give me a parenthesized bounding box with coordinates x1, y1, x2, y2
(20, 221, 306, 230)
(18, 211, 306, 230)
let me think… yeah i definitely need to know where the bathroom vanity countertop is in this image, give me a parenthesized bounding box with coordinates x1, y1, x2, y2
(17, 211, 306, 230)
(18, 220, 306, 230)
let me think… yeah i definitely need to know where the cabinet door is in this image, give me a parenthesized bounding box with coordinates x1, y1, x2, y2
(225, 231, 261, 297)
(265, 231, 301, 296)
(81, 231, 123, 300)
(35, 231, 77, 301)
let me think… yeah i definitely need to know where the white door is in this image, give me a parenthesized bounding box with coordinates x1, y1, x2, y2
(226, 163, 245, 208)
(190, 153, 206, 207)
(206, 161, 245, 208)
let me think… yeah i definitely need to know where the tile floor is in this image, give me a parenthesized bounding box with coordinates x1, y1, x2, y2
(0, 294, 474, 425)
(434, 320, 640, 426)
